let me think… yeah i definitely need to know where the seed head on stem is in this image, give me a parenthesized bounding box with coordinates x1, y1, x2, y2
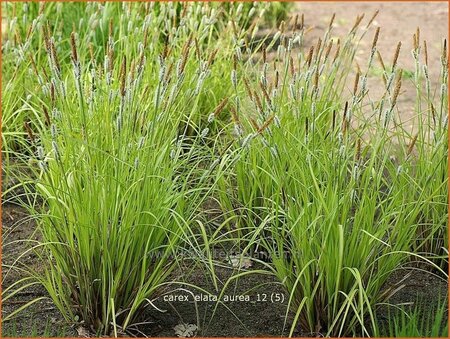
(70, 31, 78, 64)
(289, 56, 295, 77)
(355, 138, 361, 162)
(430, 103, 437, 127)
(260, 82, 273, 109)
(306, 45, 314, 68)
(441, 39, 447, 67)
(407, 134, 418, 157)
(249, 117, 259, 131)
(50, 81, 56, 105)
(423, 40, 428, 67)
(377, 50, 385, 70)
(416, 27, 420, 48)
(353, 72, 360, 96)
(324, 40, 333, 62)
(120, 57, 127, 97)
(350, 14, 365, 34)
(341, 101, 349, 135)
(208, 97, 228, 123)
(24, 121, 35, 143)
(293, 14, 299, 30)
(366, 10, 379, 29)
(328, 13, 336, 30)
(333, 41, 340, 64)
(253, 91, 264, 114)
(257, 115, 275, 134)
(207, 48, 218, 67)
(391, 41, 401, 71)
(371, 27, 380, 51)
(391, 72, 402, 108)
(43, 105, 51, 126)
(315, 38, 322, 60)
(243, 77, 254, 100)
(50, 40, 61, 76)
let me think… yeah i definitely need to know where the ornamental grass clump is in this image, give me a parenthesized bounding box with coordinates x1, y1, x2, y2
(4, 2, 241, 335)
(2, 3, 448, 337)
(404, 34, 448, 271)
(1, 1, 286, 160)
(374, 296, 448, 337)
(217, 13, 448, 337)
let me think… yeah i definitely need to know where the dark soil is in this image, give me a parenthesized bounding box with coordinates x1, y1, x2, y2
(1, 203, 78, 337)
(2, 200, 448, 338)
(1, 200, 290, 337)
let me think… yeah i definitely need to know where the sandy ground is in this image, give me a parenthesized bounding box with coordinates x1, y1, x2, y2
(294, 1, 448, 132)
(296, 2, 448, 70)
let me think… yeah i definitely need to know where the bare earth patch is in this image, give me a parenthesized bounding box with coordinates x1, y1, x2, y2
(295, 1, 448, 133)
